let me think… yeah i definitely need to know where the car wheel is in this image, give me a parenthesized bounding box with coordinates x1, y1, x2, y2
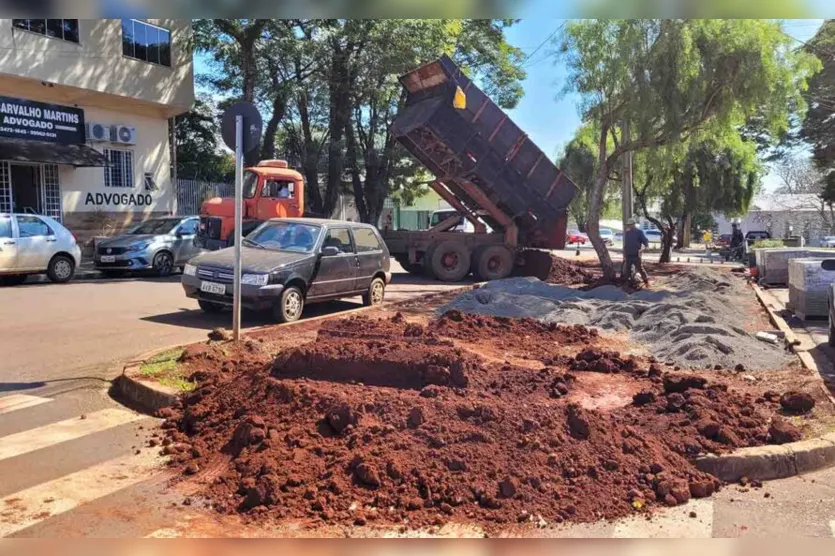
(274, 286, 304, 323)
(153, 251, 174, 277)
(0, 274, 27, 287)
(47, 255, 75, 283)
(198, 299, 224, 314)
(362, 277, 386, 307)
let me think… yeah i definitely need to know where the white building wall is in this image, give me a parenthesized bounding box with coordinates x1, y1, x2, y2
(60, 105, 173, 215)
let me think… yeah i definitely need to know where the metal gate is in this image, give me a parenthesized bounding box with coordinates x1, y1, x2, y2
(177, 178, 234, 216)
(0, 161, 62, 220)
(0, 162, 10, 213)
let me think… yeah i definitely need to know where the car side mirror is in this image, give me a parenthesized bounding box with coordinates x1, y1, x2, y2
(321, 246, 340, 257)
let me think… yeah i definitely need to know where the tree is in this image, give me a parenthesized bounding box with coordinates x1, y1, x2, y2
(558, 19, 819, 279)
(801, 20, 835, 173)
(174, 99, 234, 182)
(634, 135, 760, 263)
(195, 19, 525, 222)
(774, 154, 825, 194)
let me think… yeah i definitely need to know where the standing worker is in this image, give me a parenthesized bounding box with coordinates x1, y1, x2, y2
(623, 218, 650, 286)
(729, 221, 744, 261)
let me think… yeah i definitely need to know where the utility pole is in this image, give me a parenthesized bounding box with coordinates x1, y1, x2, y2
(621, 120, 633, 230)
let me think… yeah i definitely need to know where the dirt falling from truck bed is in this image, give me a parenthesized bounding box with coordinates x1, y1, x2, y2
(160, 314, 790, 532)
(517, 250, 596, 285)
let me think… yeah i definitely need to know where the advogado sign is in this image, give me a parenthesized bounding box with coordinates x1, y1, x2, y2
(0, 96, 86, 144)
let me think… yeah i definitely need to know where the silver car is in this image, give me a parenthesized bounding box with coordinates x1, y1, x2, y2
(0, 213, 82, 286)
(95, 216, 202, 277)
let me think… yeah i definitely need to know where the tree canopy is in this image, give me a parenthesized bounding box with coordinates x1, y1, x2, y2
(558, 19, 819, 278)
(801, 19, 835, 173)
(192, 19, 526, 223)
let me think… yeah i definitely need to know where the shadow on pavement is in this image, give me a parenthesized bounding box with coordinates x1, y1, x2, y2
(14, 274, 184, 288)
(139, 300, 362, 331)
(0, 376, 111, 394)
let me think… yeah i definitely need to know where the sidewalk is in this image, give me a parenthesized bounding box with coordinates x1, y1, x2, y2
(757, 286, 835, 397)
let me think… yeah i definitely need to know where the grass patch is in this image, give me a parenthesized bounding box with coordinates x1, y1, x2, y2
(138, 348, 195, 392)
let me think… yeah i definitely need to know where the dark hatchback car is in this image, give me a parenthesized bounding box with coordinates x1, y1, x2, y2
(182, 218, 391, 322)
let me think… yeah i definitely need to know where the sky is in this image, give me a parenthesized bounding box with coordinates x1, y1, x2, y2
(502, 11, 826, 192)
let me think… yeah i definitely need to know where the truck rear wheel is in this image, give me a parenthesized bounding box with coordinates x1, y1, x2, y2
(395, 256, 424, 275)
(428, 240, 471, 282)
(472, 245, 513, 282)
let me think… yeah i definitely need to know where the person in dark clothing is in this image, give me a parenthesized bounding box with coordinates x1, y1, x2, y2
(622, 218, 650, 286)
(728, 222, 745, 261)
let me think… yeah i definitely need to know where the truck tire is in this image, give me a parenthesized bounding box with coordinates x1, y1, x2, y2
(472, 245, 513, 282)
(395, 256, 424, 275)
(428, 240, 471, 282)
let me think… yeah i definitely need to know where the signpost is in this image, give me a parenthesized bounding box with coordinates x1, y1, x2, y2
(221, 102, 262, 341)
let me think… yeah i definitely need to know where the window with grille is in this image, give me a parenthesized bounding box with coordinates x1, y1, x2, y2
(104, 148, 134, 188)
(121, 20, 171, 67)
(13, 20, 79, 43)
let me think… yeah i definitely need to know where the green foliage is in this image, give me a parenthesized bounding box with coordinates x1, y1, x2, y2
(753, 238, 785, 249)
(174, 99, 235, 182)
(559, 18, 819, 276)
(139, 348, 195, 392)
(192, 19, 525, 223)
(801, 20, 835, 172)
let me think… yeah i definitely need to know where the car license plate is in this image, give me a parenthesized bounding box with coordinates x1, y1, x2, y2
(200, 281, 226, 295)
(100, 255, 116, 263)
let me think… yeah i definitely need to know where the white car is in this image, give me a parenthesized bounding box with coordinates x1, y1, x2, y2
(0, 213, 81, 286)
(822, 236, 835, 248)
(599, 228, 614, 245)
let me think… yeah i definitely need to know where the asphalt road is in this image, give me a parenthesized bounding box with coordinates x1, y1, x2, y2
(0, 263, 471, 386)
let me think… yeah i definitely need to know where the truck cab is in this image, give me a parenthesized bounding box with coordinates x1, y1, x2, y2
(196, 160, 306, 250)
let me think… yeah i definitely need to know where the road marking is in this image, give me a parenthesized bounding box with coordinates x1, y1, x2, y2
(612, 499, 714, 538)
(0, 395, 51, 415)
(0, 408, 143, 462)
(0, 449, 163, 537)
(830, 520, 835, 538)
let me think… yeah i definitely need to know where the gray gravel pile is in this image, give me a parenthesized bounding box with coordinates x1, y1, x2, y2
(442, 267, 792, 371)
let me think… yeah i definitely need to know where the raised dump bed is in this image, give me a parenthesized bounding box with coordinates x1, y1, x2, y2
(386, 55, 577, 282)
(756, 248, 835, 286)
(788, 258, 835, 319)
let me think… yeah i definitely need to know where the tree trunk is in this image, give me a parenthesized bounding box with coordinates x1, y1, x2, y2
(259, 89, 288, 162)
(587, 126, 616, 280)
(296, 93, 323, 215)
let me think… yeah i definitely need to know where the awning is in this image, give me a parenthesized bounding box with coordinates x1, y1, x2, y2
(0, 137, 108, 167)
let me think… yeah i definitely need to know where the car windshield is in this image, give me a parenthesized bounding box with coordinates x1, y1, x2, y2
(128, 218, 181, 235)
(246, 221, 322, 253)
(243, 171, 259, 199)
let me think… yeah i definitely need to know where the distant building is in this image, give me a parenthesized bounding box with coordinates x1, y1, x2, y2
(0, 19, 194, 241)
(715, 194, 834, 245)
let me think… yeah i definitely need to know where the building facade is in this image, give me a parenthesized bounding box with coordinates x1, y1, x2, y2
(715, 194, 835, 246)
(0, 19, 194, 243)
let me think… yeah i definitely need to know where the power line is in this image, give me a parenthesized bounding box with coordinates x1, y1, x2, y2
(522, 23, 565, 68)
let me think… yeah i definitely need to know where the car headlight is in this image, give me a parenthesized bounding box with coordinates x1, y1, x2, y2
(241, 273, 269, 286)
(126, 241, 152, 252)
(184, 263, 197, 276)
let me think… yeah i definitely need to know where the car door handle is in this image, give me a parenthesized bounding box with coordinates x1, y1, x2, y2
(46, 237, 57, 243)
(2, 240, 14, 245)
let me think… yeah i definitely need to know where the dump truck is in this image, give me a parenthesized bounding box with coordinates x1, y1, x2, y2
(384, 55, 577, 281)
(195, 159, 309, 251)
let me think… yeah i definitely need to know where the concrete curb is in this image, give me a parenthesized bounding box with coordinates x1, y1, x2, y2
(695, 433, 835, 482)
(750, 282, 801, 350)
(112, 284, 477, 414)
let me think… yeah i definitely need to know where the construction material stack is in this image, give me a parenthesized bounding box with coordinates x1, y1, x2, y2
(788, 258, 835, 319)
(384, 55, 577, 282)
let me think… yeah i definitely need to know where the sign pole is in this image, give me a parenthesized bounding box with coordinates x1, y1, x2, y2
(233, 115, 243, 341)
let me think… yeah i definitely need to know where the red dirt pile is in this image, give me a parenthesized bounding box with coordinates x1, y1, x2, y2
(517, 250, 595, 285)
(159, 314, 793, 532)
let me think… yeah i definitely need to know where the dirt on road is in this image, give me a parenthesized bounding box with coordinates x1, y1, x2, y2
(156, 306, 820, 533)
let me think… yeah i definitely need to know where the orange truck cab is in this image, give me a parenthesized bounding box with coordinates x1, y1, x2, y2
(196, 160, 306, 250)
